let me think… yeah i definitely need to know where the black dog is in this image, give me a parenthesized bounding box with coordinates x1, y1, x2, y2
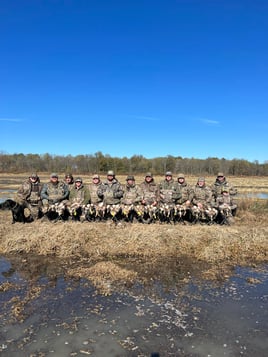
(0, 199, 27, 224)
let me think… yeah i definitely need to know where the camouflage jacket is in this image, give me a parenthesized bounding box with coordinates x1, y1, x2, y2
(139, 180, 159, 205)
(211, 179, 237, 200)
(215, 193, 237, 209)
(17, 179, 42, 204)
(121, 183, 143, 205)
(97, 178, 124, 205)
(41, 181, 69, 203)
(69, 184, 91, 205)
(65, 183, 74, 199)
(192, 184, 213, 207)
(88, 181, 103, 204)
(176, 181, 194, 204)
(158, 179, 181, 204)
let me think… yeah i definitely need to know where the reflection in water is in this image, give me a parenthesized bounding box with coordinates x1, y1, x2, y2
(0, 255, 267, 356)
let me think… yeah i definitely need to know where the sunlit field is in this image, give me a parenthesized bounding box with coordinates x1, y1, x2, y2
(1, 172, 268, 192)
(0, 172, 267, 357)
(0, 173, 267, 291)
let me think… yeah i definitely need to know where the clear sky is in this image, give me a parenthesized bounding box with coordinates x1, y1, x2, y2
(1, 0, 267, 163)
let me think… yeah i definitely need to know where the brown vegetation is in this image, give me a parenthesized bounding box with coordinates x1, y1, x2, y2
(0, 174, 267, 297)
(0, 212, 267, 262)
(1, 172, 268, 193)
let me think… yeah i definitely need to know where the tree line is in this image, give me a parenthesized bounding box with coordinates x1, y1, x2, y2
(0, 151, 267, 176)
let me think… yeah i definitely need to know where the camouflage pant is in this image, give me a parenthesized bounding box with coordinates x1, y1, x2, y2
(25, 201, 42, 220)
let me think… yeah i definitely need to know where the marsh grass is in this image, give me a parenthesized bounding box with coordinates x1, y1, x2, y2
(0, 210, 267, 262)
(0, 174, 267, 297)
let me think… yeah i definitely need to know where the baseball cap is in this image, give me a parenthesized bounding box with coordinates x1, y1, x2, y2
(50, 173, 58, 178)
(65, 173, 73, 179)
(126, 175, 135, 181)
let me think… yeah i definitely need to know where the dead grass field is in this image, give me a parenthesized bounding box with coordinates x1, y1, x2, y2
(0, 212, 267, 261)
(0, 173, 267, 294)
(1, 172, 268, 192)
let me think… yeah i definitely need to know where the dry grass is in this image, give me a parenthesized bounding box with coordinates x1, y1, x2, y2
(0, 174, 267, 296)
(0, 211, 267, 263)
(1, 211, 267, 296)
(1, 172, 268, 193)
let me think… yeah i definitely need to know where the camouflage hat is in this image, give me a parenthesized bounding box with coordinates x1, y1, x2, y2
(198, 177, 205, 182)
(50, 173, 58, 178)
(217, 172, 224, 177)
(165, 171, 172, 176)
(145, 172, 153, 177)
(30, 172, 38, 178)
(126, 175, 135, 181)
(177, 173, 185, 179)
(92, 174, 100, 179)
(75, 177, 83, 183)
(107, 170, 114, 176)
(65, 173, 73, 179)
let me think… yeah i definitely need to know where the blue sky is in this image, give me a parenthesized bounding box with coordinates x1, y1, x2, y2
(1, 0, 267, 163)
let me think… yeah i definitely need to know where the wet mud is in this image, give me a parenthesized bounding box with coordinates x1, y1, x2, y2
(0, 255, 267, 357)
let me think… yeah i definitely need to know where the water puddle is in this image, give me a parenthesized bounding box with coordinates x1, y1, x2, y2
(0, 255, 267, 356)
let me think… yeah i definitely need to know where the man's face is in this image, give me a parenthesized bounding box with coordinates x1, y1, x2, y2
(50, 176, 58, 183)
(217, 175, 224, 182)
(107, 175, 114, 182)
(197, 180, 205, 187)
(165, 175, 172, 181)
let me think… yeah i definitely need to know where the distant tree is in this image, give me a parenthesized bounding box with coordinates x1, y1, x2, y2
(0, 152, 267, 176)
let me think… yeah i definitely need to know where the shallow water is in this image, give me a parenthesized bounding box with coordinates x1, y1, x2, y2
(0, 189, 16, 203)
(0, 255, 267, 357)
(241, 192, 268, 199)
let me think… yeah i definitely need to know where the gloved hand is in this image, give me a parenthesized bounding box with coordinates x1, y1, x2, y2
(114, 191, 123, 199)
